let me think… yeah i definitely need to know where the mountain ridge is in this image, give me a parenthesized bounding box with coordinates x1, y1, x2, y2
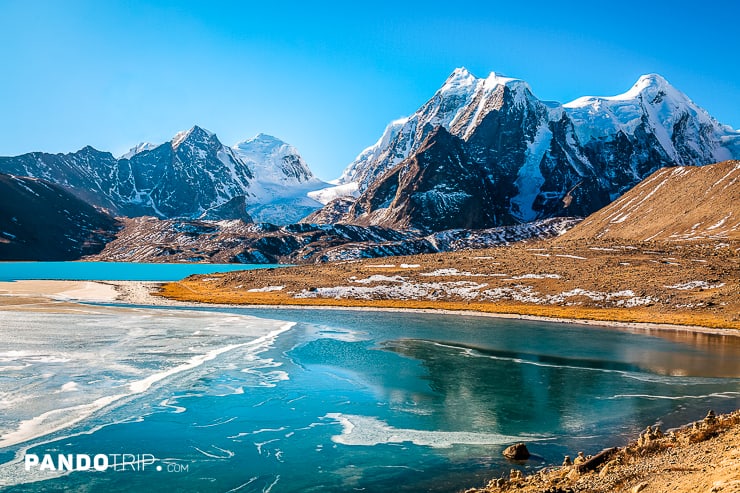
(325, 69, 740, 232)
(0, 127, 327, 224)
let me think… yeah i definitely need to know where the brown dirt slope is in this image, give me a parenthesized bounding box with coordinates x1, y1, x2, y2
(559, 160, 740, 243)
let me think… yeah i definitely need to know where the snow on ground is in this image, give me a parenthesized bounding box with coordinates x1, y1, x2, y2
(247, 285, 285, 292)
(665, 281, 726, 290)
(294, 275, 655, 308)
(351, 275, 406, 284)
(420, 268, 487, 277)
(506, 274, 561, 280)
(295, 281, 488, 301)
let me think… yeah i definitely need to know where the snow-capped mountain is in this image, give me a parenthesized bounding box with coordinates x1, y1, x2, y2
(233, 133, 315, 184)
(329, 68, 740, 232)
(0, 127, 326, 224)
(232, 133, 328, 223)
(338, 68, 549, 191)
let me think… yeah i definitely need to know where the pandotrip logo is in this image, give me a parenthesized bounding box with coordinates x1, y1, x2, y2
(24, 453, 189, 473)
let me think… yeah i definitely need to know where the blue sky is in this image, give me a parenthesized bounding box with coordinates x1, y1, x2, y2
(1, 1, 738, 180)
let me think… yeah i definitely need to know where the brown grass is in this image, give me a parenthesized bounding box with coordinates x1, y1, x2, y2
(158, 238, 740, 331)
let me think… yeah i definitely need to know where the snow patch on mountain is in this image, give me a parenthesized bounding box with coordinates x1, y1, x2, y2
(308, 181, 359, 205)
(511, 122, 551, 221)
(120, 142, 157, 160)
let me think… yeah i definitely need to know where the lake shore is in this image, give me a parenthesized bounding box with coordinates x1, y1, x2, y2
(2, 279, 738, 338)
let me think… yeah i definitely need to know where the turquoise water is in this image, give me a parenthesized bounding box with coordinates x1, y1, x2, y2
(0, 303, 739, 492)
(0, 261, 278, 281)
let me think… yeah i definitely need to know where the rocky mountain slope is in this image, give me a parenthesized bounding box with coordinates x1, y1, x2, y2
(88, 216, 578, 264)
(323, 69, 740, 232)
(0, 173, 120, 260)
(560, 160, 740, 242)
(0, 127, 326, 224)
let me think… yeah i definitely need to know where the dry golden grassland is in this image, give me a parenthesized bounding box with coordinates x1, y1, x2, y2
(159, 239, 740, 330)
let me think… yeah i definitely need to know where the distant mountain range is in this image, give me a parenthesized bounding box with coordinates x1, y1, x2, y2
(0, 127, 328, 225)
(320, 68, 739, 232)
(1, 68, 738, 262)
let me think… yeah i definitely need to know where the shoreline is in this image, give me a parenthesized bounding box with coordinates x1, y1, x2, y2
(1, 279, 739, 339)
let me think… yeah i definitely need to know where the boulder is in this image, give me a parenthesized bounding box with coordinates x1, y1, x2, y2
(502, 443, 530, 460)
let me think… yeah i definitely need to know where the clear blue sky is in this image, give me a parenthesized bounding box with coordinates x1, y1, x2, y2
(1, 1, 738, 180)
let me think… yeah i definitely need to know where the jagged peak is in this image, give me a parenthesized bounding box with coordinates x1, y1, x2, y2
(446, 66, 474, 80)
(75, 145, 113, 157)
(120, 142, 157, 160)
(439, 68, 534, 105)
(171, 125, 216, 149)
(440, 67, 478, 93)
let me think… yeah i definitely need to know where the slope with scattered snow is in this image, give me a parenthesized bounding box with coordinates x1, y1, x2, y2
(560, 160, 740, 242)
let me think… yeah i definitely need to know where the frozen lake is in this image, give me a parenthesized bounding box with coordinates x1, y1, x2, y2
(1, 301, 739, 492)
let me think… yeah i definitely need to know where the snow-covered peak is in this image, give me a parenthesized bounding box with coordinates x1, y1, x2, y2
(338, 68, 548, 187)
(441, 68, 530, 94)
(482, 71, 526, 89)
(120, 142, 157, 160)
(171, 125, 216, 149)
(628, 73, 671, 96)
(234, 133, 292, 155)
(563, 73, 739, 164)
(233, 133, 316, 185)
(440, 67, 477, 92)
(565, 74, 681, 108)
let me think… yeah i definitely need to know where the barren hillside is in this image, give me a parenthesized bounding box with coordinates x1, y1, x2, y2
(560, 160, 739, 242)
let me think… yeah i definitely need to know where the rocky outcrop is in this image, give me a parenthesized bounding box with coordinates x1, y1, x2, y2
(502, 443, 530, 460)
(88, 216, 579, 264)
